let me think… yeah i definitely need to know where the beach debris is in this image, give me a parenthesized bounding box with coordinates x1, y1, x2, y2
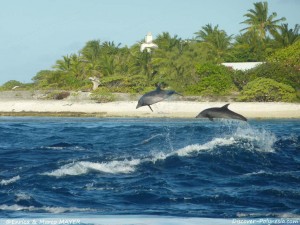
(54, 91, 70, 100)
(89, 76, 100, 90)
(12, 86, 20, 90)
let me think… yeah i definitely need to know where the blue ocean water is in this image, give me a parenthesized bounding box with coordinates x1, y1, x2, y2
(0, 117, 299, 221)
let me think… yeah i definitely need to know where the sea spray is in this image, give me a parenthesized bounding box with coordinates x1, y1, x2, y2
(233, 125, 277, 153)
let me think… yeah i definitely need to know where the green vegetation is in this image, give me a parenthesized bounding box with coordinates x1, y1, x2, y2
(244, 62, 300, 89)
(1, 2, 299, 102)
(90, 88, 116, 103)
(0, 80, 23, 91)
(267, 40, 300, 68)
(238, 78, 297, 102)
(186, 64, 237, 95)
(46, 91, 71, 100)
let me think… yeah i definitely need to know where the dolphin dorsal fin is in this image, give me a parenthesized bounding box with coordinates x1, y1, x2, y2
(221, 103, 230, 109)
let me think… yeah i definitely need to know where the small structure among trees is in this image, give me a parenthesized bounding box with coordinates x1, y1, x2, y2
(222, 62, 263, 71)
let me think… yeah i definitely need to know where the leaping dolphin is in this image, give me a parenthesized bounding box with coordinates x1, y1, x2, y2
(196, 104, 247, 121)
(136, 85, 182, 111)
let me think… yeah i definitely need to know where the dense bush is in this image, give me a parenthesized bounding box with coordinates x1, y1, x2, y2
(186, 63, 237, 95)
(238, 78, 297, 102)
(230, 70, 255, 91)
(245, 62, 300, 89)
(0, 80, 24, 90)
(32, 70, 90, 90)
(187, 74, 236, 95)
(196, 63, 230, 77)
(268, 40, 300, 68)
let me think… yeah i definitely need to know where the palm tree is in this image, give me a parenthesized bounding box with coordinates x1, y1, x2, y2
(232, 32, 267, 61)
(155, 32, 182, 51)
(52, 54, 85, 88)
(194, 24, 232, 62)
(53, 55, 72, 72)
(135, 51, 153, 80)
(79, 40, 103, 80)
(101, 55, 116, 76)
(69, 54, 84, 78)
(84, 62, 101, 79)
(80, 40, 102, 63)
(240, 2, 286, 40)
(54, 54, 84, 78)
(101, 41, 121, 55)
(271, 24, 300, 47)
(195, 24, 232, 48)
(195, 24, 216, 42)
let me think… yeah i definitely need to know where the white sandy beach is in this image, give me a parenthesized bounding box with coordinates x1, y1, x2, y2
(0, 99, 300, 118)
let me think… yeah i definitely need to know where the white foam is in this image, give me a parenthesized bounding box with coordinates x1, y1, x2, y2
(232, 126, 276, 152)
(175, 137, 235, 157)
(43, 159, 141, 177)
(0, 175, 20, 186)
(243, 170, 266, 177)
(44, 145, 86, 151)
(15, 193, 32, 202)
(0, 204, 92, 213)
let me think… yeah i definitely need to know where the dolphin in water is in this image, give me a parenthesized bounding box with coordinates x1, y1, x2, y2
(136, 85, 182, 111)
(196, 104, 247, 121)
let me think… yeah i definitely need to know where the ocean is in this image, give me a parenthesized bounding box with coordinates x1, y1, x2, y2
(0, 117, 299, 224)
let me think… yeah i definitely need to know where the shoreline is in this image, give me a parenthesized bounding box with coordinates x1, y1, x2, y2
(0, 99, 300, 119)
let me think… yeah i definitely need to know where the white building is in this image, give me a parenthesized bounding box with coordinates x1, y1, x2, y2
(222, 62, 264, 71)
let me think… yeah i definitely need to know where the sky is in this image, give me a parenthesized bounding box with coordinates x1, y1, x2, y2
(0, 0, 299, 85)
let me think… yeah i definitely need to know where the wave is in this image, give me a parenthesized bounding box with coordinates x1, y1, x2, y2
(160, 125, 276, 157)
(43, 125, 277, 177)
(242, 170, 300, 182)
(174, 137, 235, 157)
(15, 193, 32, 202)
(43, 159, 141, 177)
(0, 204, 92, 213)
(0, 175, 20, 186)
